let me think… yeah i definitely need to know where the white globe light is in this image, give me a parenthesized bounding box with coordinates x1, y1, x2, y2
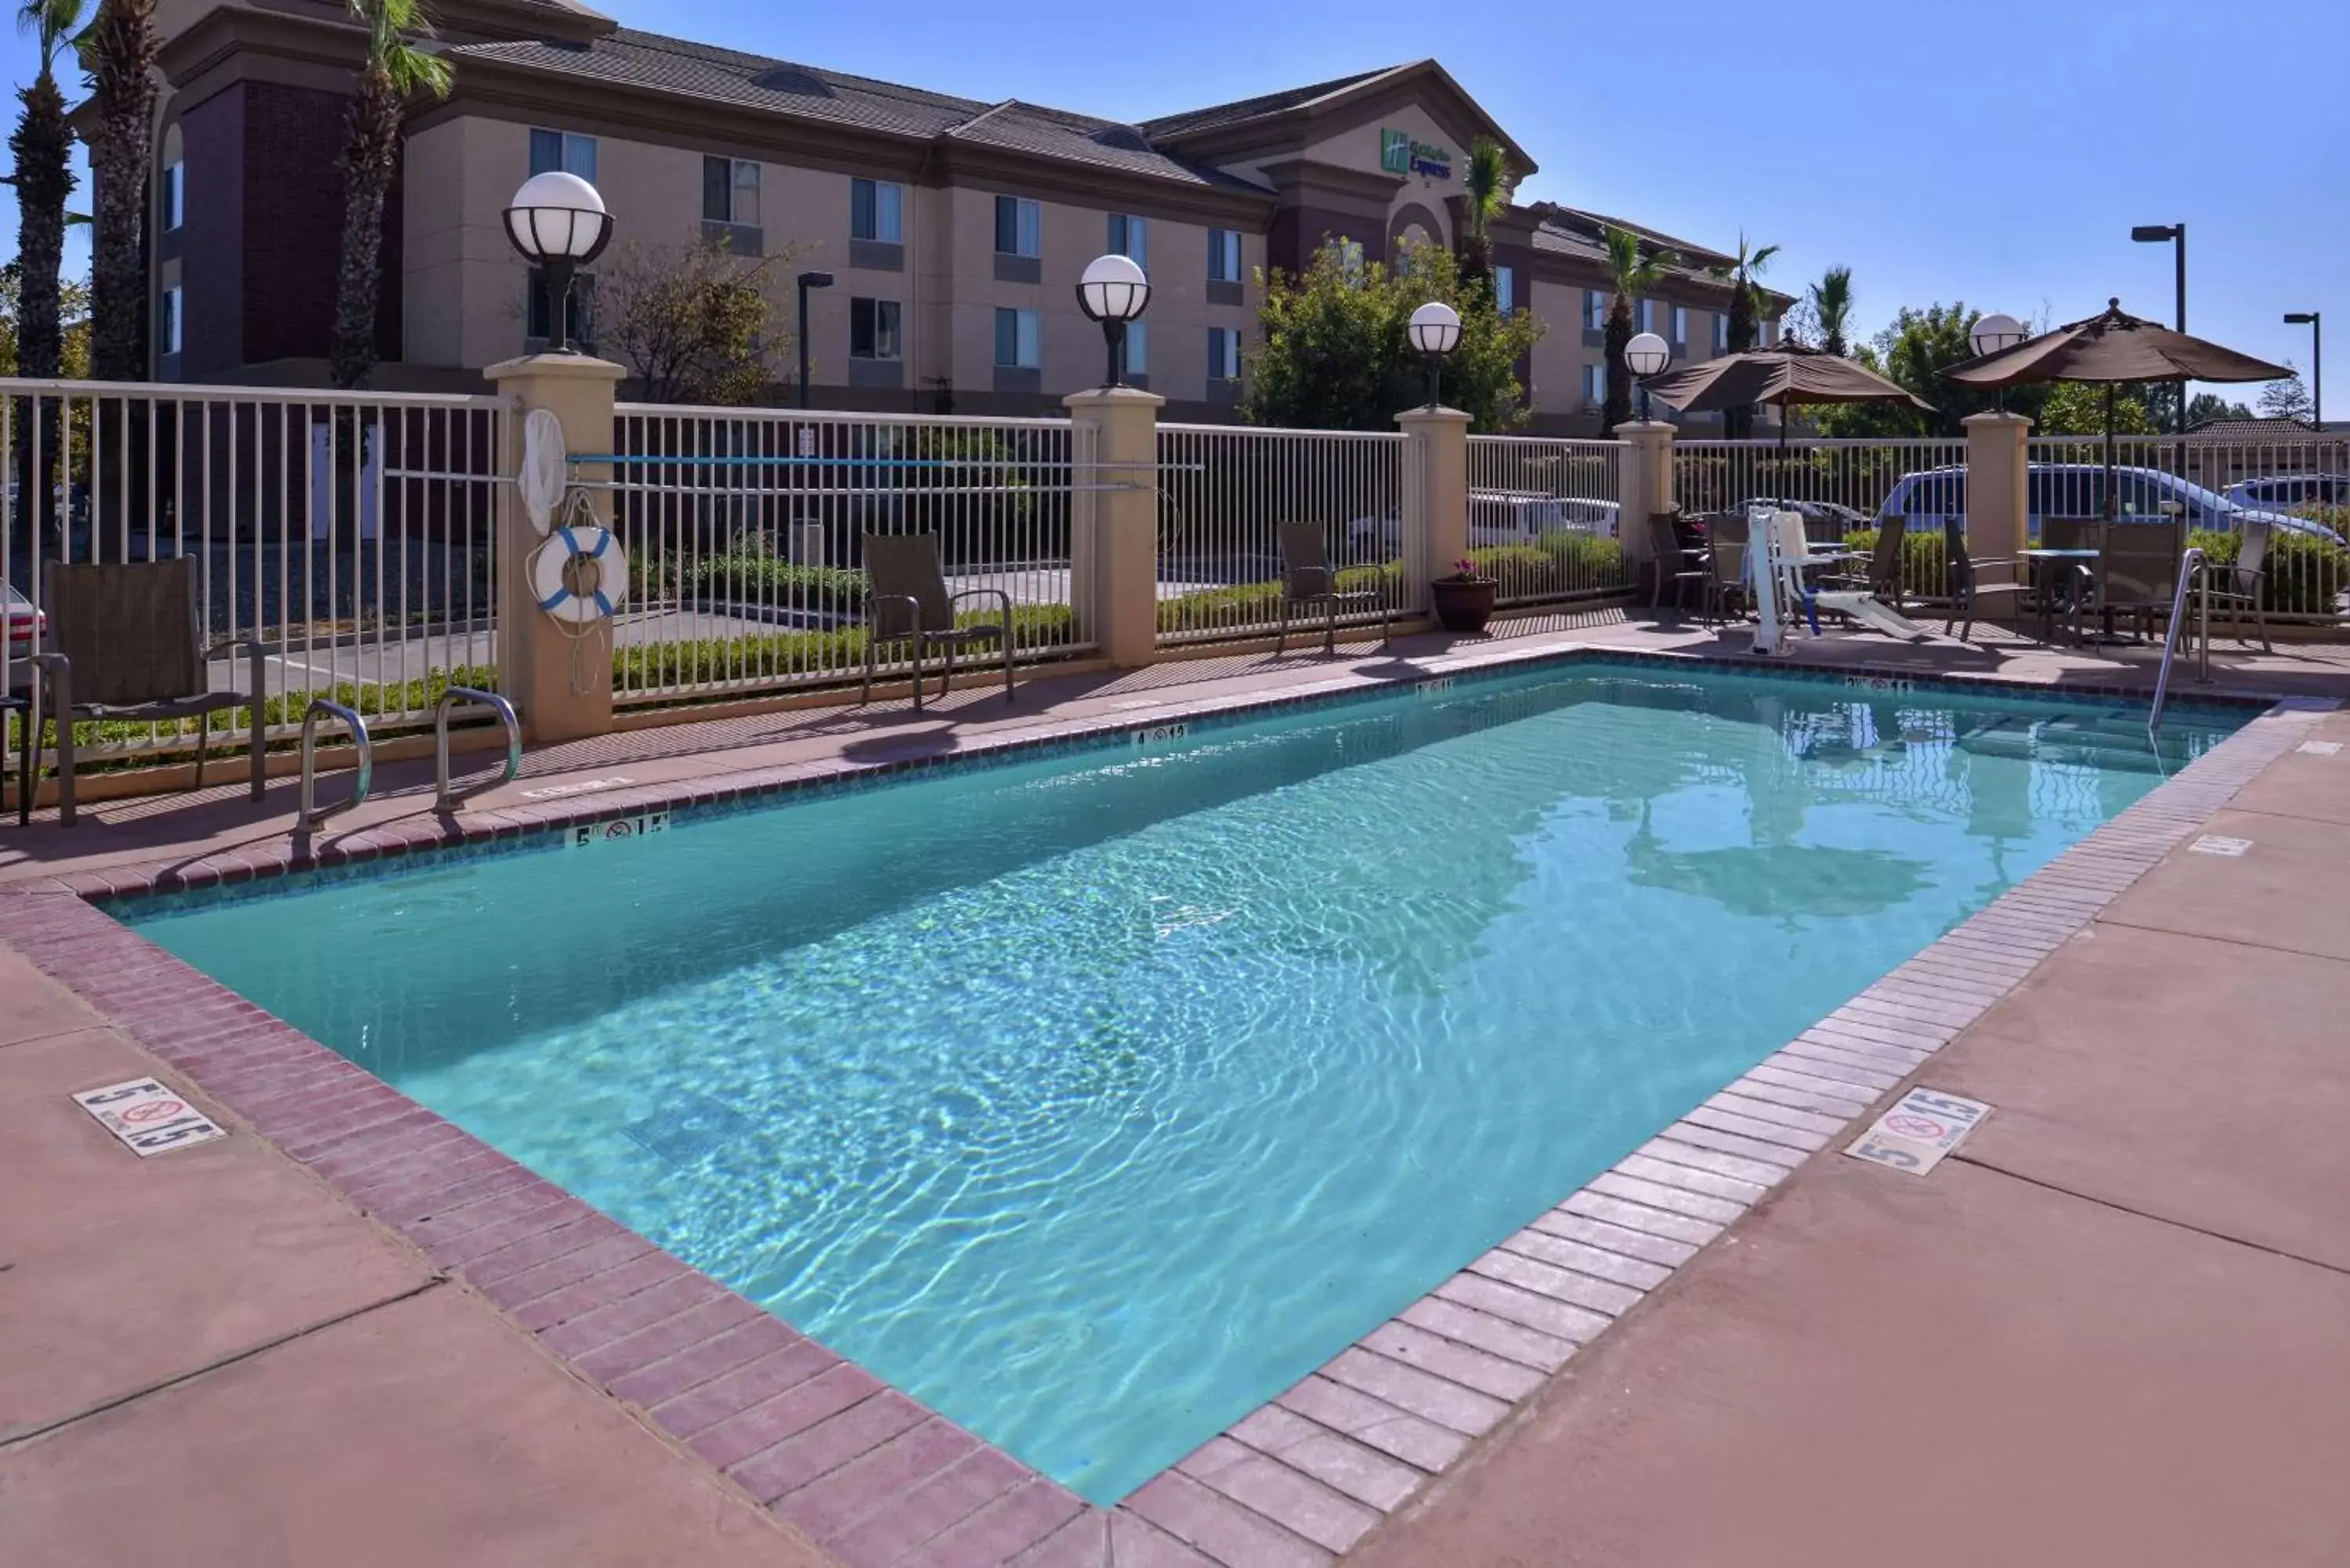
(504, 172, 612, 263)
(1625, 331, 1672, 378)
(1077, 253, 1152, 323)
(1408, 301, 1462, 356)
(1970, 312, 2026, 359)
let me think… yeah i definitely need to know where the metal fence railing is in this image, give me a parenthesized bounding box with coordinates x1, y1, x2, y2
(2021, 432, 2349, 626)
(1153, 424, 1413, 646)
(1465, 435, 1633, 605)
(2, 378, 504, 782)
(604, 405, 1085, 702)
(1672, 438, 1969, 541)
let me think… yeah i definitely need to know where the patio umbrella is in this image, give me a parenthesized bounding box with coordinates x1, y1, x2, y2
(1942, 297, 2292, 525)
(1640, 338, 1936, 453)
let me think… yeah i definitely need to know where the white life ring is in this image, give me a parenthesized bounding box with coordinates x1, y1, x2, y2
(533, 524, 628, 623)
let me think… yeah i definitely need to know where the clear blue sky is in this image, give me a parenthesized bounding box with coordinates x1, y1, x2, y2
(5, 0, 2342, 417)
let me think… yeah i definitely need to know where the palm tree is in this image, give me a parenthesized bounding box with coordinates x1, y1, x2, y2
(1600, 223, 1672, 432)
(10, 0, 85, 383)
(85, 0, 157, 381)
(329, 0, 450, 389)
(1807, 264, 1853, 359)
(1458, 137, 1511, 287)
(1712, 230, 1779, 436)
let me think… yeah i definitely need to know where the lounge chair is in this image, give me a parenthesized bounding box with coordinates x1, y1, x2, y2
(1276, 520, 1390, 655)
(1765, 510, 1927, 642)
(30, 559, 268, 827)
(1646, 511, 1711, 613)
(2201, 516, 2273, 652)
(859, 533, 1014, 711)
(2103, 516, 2186, 638)
(1942, 519, 2041, 644)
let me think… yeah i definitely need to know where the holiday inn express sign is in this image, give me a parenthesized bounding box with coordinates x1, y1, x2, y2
(1380, 128, 1452, 180)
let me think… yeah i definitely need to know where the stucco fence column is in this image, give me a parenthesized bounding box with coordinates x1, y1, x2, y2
(1614, 419, 1678, 594)
(1397, 406, 1471, 604)
(486, 352, 626, 742)
(1064, 386, 1165, 668)
(1964, 410, 2032, 562)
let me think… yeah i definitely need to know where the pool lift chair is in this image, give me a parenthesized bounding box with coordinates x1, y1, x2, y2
(1748, 506, 1929, 655)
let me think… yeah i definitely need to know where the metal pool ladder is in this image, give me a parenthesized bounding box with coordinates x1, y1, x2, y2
(298, 699, 372, 831)
(2148, 546, 2210, 737)
(434, 686, 522, 811)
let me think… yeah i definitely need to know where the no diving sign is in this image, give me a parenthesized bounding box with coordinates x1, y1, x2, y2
(74, 1078, 227, 1158)
(1846, 1087, 1990, 1177)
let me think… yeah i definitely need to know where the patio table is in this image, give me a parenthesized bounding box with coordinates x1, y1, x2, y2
(2019, 547, 2101, 645)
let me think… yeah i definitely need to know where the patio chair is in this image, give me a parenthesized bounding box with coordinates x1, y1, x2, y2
(1646, 511, 1711, 613)
(29, 559, 268, 828)
(1701, 511, 1750, 628)
(1275, 520, 1390, 656)
(1942, 519, 2040, 644)
(2103, 517, 2187, 638)
(859, 533, 1014, 712)
(2201, 517, 2273, 652)
(1835, 515, 1911, 605)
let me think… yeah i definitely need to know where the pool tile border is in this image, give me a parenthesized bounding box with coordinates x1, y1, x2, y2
(0, 648, 2326, 1568)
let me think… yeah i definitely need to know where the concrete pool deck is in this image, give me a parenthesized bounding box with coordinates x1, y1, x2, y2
(4, 611, 2349, 1567)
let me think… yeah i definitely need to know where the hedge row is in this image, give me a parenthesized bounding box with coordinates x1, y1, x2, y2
(1841, 525, 2348, 618)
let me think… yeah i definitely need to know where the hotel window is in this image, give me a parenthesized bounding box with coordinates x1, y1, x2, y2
(1107, 212, 1147, 267)
(851, 298, 901, 361)
(528, 128, 597, 182)
(1207, 228, 1242, 282)
(993, 306, 1039, 368)
(1636, 298, 1658, 334)
(1119, 320, 1147, 378)
(1582, 363, 1606, 404)
(1714, 312, 1729, 352)
(703, 157, 761, 226)
(994, 196, 1042, 257)
(1672, 305, 1688, 344)
(1208, 326, 1242, 381)
(1495, 266, 1514, 317)
(526, 269, 597, 347)
(160, 285, 182, 356)
(851, 179, 903, 243)
(1584, 289, 1607, 331)
(160, 160, 184, 232)
(1760, 318, 1777, 345)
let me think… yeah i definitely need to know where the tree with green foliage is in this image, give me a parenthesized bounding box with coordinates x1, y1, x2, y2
(1242, 238, 1542, 434)
(1457, 137, 1511, 287)
(10, 0, 84, 382)
(2182, 391, 2254, 427)
(1599, 223, 1671, 432)
(598, 232, 794, 405)
(2037, 381, 2153, 435)
(84, 0, 157, 381)
(2257, 366, 2315, 425)
(1807, 265, 1853, 358)
(331, 0, 451, 388)
(1712, 231, 1778, 437)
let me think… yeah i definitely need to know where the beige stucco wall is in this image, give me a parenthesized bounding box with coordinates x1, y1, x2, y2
(1302, 103, 1466, 249)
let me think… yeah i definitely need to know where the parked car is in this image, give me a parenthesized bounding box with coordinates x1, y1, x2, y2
(3, 580, 45, 659)
(1730, 497, 1869, 540)
(1878, 464, 2344, 543)
(1346, 492, 1618, 555)
(2223, 474, 2350, 514)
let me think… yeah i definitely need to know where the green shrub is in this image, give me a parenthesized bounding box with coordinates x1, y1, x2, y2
(1846, 527, 1950, 598)
(1468, 531, 1628, 597)
(682, 555, 870, 613)
(2188, 527, 2348, 617)
(613, 603, 1076, 691)
(1157, 562, 1402, 634)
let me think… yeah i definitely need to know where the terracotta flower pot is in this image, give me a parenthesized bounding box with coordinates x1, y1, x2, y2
(1430, 576, 1498, 633)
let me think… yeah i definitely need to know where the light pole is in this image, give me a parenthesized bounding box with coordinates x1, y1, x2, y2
(1074, 254, 1152, 388)
(2285, 311, 2322, 428)
(1969, 312, 2028, 414)
(503, 172, 613, 354)
(1624, 331, 1670, 421)
(2131, 222, 2187, 435)
(1406, 302, 1462, 407)
(795, 272, 834, 410)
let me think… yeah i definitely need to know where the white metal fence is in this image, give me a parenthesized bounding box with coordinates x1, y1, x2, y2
(1464, 435, 1633, 605)
(1673, 438, 1969, 541)
(1, 378, 504, 778)
(604, 405, 1085, 702)
(1153, 424, 1414, 645)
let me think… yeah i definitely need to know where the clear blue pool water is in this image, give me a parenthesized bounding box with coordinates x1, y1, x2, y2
(130, 665, 2240, 1502)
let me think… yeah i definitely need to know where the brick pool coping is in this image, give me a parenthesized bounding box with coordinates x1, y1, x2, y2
(0, 644, 2329, 1568)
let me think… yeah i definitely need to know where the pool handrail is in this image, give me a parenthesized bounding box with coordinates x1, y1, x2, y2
(298, 698, 371, 832)
(434, 685, 522, 812)
(2147, 546, 2209, 737)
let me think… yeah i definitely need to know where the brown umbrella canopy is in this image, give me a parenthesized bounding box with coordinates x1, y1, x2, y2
(1641, 339, 1936, 414)
(1945, 298, 2291, 388)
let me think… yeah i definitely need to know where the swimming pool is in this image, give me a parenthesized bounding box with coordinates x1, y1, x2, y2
(130, 663, 2241, 1503)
